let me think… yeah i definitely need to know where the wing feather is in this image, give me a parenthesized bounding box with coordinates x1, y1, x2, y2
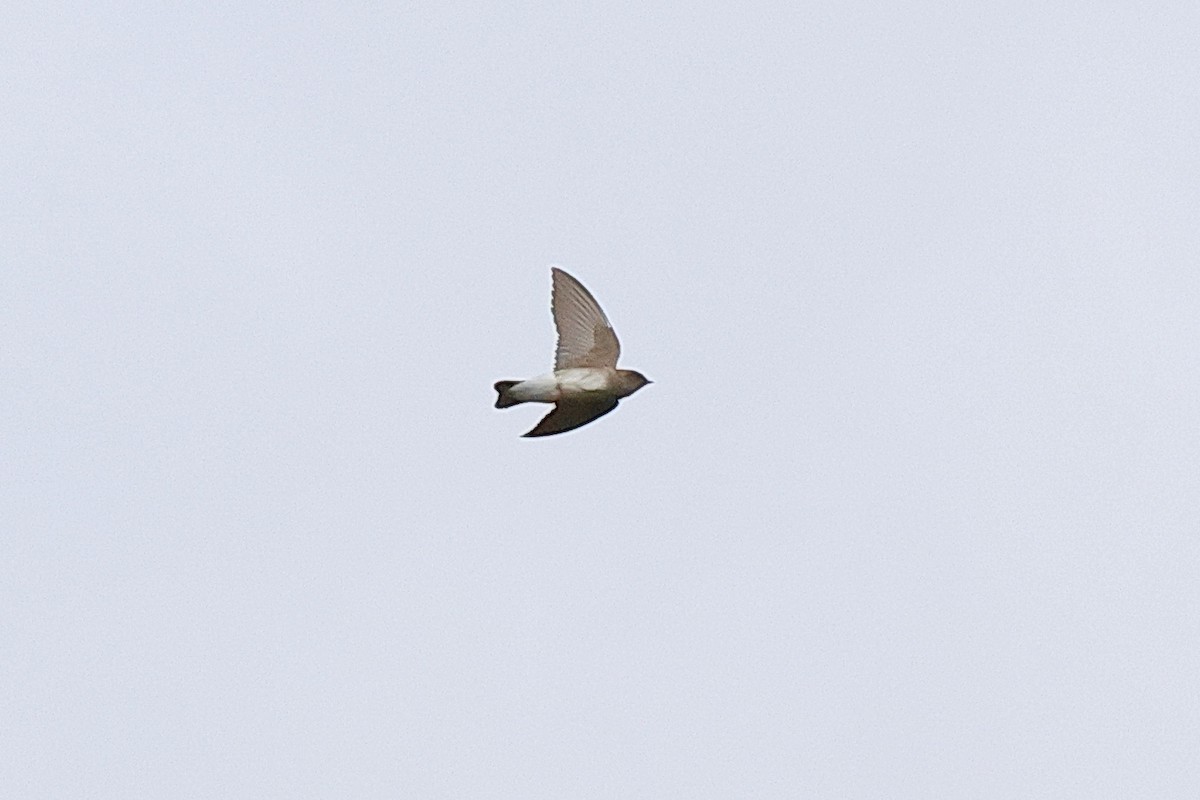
(551, 268, 621, 369)
(522, 397, 619, 437)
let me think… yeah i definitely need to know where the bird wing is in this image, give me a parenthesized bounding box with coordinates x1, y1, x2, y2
(551, 267, 621, 369)
(523, 397, 619, 437)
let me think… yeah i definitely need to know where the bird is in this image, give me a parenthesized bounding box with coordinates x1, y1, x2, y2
(494, 267, 651, 437)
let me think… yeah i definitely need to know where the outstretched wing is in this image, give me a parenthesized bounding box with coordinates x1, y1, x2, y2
(523, 397, 619, 438)
(551, 268, 621, 369)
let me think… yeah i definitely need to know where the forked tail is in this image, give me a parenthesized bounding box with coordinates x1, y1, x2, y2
(494, 380, 522, 408)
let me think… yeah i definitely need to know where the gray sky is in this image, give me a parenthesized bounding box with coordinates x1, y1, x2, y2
(3, 3, 1198, 797)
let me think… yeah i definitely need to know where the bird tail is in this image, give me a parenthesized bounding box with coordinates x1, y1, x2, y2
(494, 381, 522, 408)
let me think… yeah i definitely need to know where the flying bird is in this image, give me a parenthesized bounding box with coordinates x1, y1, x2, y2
(494, 267, 651, 437)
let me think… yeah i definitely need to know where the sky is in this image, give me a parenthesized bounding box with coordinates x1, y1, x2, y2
(3, 2, 1198, 797)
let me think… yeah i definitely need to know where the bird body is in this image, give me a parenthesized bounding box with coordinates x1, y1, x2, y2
(498, 367, 643, 404)
(494, 268, 651, 437)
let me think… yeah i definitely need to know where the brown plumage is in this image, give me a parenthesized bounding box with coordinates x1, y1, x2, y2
(493, 268, 651, 437)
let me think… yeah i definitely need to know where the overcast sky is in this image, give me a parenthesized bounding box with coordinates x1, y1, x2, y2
(3, 3, 1198, 798)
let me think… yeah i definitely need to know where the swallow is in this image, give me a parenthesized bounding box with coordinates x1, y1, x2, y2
(494, 267, 651, 437)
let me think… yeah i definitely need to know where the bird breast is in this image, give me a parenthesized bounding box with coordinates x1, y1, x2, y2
(555, 367, 615, 394)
